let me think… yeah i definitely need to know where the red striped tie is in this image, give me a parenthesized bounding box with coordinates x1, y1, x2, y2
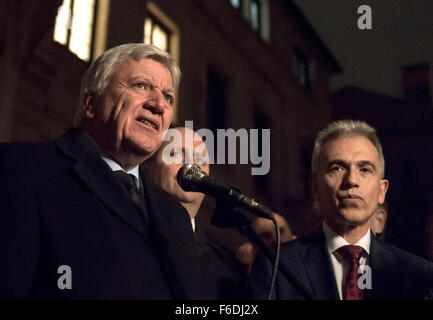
(337, 245, 365, 300)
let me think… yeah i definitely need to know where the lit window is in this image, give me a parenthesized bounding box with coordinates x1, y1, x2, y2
(53, 0, 96, 62)
(250, 0, 261, 31)
(54, 0, 71, 45)
(143, 2, 180, 120)
(229, 0, 270, 42)
(230, 0, 241, 8)
(144, 15, 170, 52)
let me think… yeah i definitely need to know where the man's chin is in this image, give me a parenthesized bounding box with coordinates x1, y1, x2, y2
(126, 139, 160, 158)
(337, 208, 371, 227)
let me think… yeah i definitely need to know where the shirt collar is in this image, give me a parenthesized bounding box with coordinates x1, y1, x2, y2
(101, 156, 140, 188)
(191, 218, 196, 232)
(322, 221, 371, 255)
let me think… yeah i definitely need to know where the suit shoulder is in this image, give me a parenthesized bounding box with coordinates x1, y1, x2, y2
(280, 231, 321, 252)
(375, 239, 433, 274)
(379, 240, 433, 263)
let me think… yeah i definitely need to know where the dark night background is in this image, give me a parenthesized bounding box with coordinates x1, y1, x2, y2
(296, 0, 433, 258)
(295, 0, 433, 97)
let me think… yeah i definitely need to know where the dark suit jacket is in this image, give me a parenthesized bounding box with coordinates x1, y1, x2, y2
(250, 228, 433, 300)
(0, 128, 203, 299)
(194, 223, 247, 299)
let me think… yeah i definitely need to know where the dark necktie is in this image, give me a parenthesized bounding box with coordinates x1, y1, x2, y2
(113, 170, 148, 220)
(337, 245, 365, 300)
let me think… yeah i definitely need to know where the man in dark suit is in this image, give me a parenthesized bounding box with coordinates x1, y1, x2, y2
(0, 43, 203, 299)
(143, 126, 247, 299)
(250, 120, 433, 300)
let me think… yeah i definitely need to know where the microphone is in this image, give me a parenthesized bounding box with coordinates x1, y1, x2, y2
(177, 164, 274, 219)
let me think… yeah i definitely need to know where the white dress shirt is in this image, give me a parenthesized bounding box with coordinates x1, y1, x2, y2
(101, 156, 140, 189)
(322, 222, 371, 300)
(191, 218, 196, 232)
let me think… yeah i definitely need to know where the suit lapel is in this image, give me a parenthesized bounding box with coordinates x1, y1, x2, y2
(56, 128, 149, 239)
(365, 234, 394, 300)
(57, 129, 202, 298)
(298, 230, 340, 300)
(141, 175, 203, 299)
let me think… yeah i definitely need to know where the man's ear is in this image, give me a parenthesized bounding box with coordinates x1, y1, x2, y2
(84, 92, 97, 119)
(378, 179, 389, 204)
(371, 209, 387, 235)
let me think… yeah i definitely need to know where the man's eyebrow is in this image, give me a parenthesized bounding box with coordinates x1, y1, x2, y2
(327, 159, 347, 167)
(356, 160, 377, 170)
(129, 77, 175, 92)
(129, 76, 151, 83)
(326, 159, 377, 170)
(163, 88, 175, 94)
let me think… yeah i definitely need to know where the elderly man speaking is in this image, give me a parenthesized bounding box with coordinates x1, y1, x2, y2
(0, 44, 203, 299)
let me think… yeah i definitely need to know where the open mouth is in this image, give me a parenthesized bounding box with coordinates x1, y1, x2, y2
(136, 117, 158, 130)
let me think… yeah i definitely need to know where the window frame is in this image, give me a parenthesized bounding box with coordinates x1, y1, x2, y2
(144, 12, 172, 53)
(250, 0, 262, 32)
(229, 0, 270, 43)
(53, 0, 97, 62)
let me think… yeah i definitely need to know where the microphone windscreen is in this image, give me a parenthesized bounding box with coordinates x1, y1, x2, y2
(176, 164, 203, 191)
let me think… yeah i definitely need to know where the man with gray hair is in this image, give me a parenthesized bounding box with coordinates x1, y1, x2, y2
(0, 43, 203, 299)
(250, 119, 433, 299)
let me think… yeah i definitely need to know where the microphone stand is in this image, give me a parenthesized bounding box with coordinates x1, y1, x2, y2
(212, 201, 313, 300)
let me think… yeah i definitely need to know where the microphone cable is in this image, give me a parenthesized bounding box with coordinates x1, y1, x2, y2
(177, 164, 284, 299)
(267, 213, 281, 300)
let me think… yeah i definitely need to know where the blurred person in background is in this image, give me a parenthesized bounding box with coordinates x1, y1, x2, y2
(143, 126, 246, 299)
(236, 213, 296, 274)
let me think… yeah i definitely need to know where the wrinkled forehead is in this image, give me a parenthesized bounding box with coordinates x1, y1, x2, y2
(320, 135, 379, 163)
(111, 58, 173, 87)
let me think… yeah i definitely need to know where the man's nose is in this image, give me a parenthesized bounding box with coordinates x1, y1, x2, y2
(343, 167, 359, 188)
(145, 90, 165, 114)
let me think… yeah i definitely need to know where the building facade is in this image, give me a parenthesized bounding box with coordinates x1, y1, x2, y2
(0, 0, 341, 249)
